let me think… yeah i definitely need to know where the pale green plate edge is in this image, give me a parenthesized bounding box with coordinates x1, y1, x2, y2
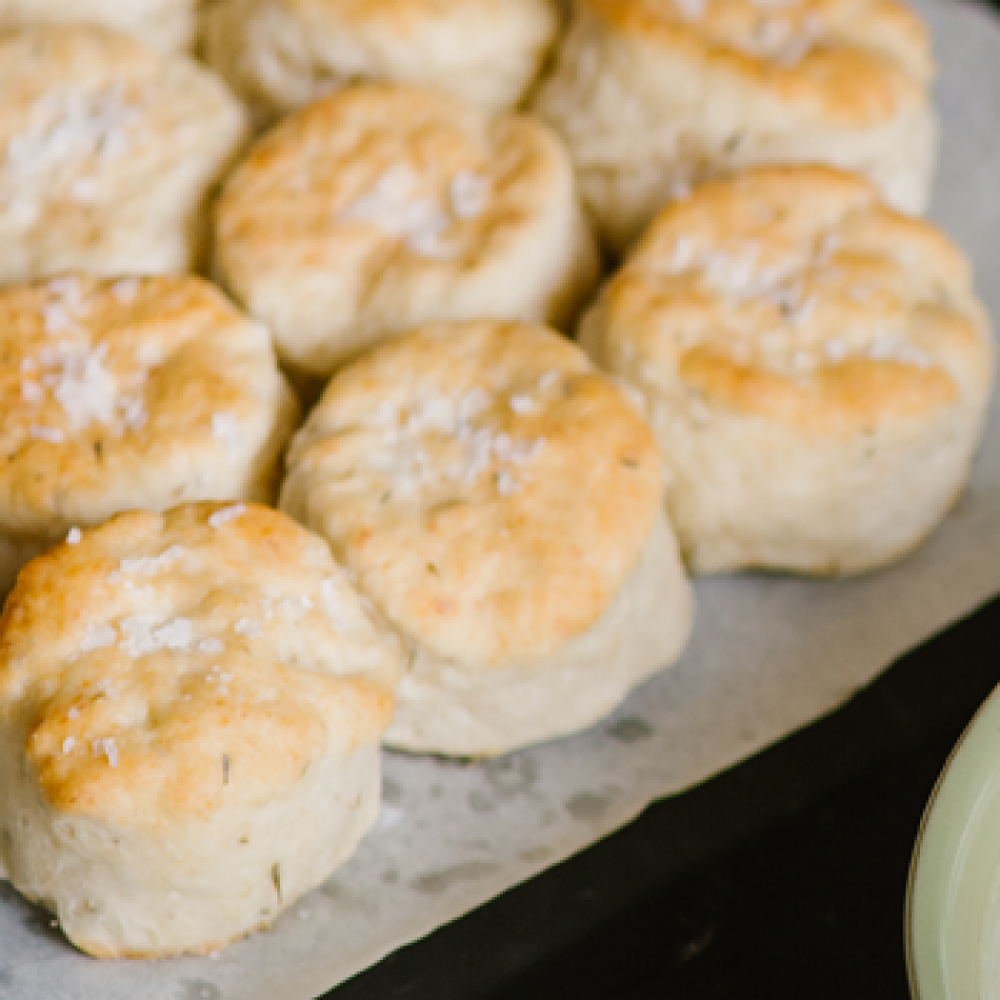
(908, 684, 1000, 1000)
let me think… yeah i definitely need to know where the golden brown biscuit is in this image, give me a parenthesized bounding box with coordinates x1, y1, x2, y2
(0, 24, 247, 281)
(0, 0, 199, 52)
(533, 0, 936, 251)
(0, 275, 300, 592)
(580, 166, 994, 574)
(281, 319, 693, 755)
(214, 84, 600, 382)
(202, 0, 561, 126)
(0, 504, 402, 958)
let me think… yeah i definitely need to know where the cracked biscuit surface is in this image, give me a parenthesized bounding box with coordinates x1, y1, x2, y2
(281, 319, 693, 755)
(213, 83, 600, 381)
(0, 274, 300, 593)
(533, 0, 936, 251)
(0, 503, 402, 957)
(580, 166, 994, 575)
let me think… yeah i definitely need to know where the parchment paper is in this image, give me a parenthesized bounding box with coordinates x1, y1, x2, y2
(3, 0, 1000, 995)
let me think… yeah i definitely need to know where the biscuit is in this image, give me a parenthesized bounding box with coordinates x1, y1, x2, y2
(202, 0, 561, 126)
(214, 84, 600, 382)
(0, 0, 199, 52)
(533, 0, 937, 252)
(579, 166, 995, 575)
(281, 319, 693, 755)
(0, 275, 300, 593)
(0, 503, 402, 957)
(0, 25, 248, 282)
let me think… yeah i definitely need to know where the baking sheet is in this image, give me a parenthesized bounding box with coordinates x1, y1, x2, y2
(3, 0, 1000, 995)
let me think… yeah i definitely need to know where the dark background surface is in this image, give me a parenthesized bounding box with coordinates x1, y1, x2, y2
(319, 0, 1000, 992)
(321, 592, 1000, 999)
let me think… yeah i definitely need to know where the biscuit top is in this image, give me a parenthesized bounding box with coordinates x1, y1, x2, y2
(274, 0, 549, 21)
(0, 0, 198, 54)
(281, 320, 664, 667)
(0, 275, 294, 536)
(586, 167, 992, 436)
(0, 504, 401, 829)
(217, 84, 504, 265)
(215, 84, 573, 366)
(271, 0, 558, 38)
(0, 24, 244, 264)
(580, 0, 931, 123)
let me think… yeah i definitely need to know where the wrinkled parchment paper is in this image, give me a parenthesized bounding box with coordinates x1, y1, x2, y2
(2, 0, 1000, 995)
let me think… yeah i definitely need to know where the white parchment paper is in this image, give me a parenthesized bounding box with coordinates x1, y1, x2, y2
(3, 0, 1000, 996)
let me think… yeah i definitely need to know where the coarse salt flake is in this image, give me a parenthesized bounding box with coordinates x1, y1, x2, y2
(119, 544, 184, 576)
(42, 302, 80, 336)
(278, 595, 313, 618)
(4, 199, 38, 228)
(118, 616, 195, 657)
(39, 341, 118, 430)
(62, 736, 76, 754)
(79, 623, 116, 652)
(450, 171, 491, 220)
(669, 236, 698, 272)
(111, 278, 140, 304)
(496, 470, 520, 496)
(342, 165, 457, 259)
(212, 412, 241, 446)
(31, 426, 64, 444)
(320, 577, 359, 632)
(379, 384, 547, 495)
(199, 638, 225, 654)
(151, 619, 195, 651)
(66, 527, 82, 544)
(6, 90, 140, 197)
(91, 737, 119, 768)
(791, 350, 814, 373)
(825, 339, 850, 363)
(673, 0, 705, 19)
(320, 578, 340, 611)
(120, 396, 145, 431)
(234, 618, 262, 638)
(71, 177, 97, 202)
(209, 504, 246, 529)
(458, 387, 491, 423)
(46, 277, 83, 302)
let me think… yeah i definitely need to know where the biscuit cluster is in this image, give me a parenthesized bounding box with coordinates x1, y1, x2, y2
(0, 0, 991, 963)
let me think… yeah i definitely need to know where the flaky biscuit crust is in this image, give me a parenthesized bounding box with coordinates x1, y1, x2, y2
(214, 84, 600, 379)
(0, 25, 247, 281)
(586, 0, 930, 118)
(384, 513, 693, 755)
(0, 0, 199, 52)
(282, 319, 693, 753)
(202, 0, 561, 124)
(0, 504, 402, 957)
(282, 320, 664, 664)
(0, 275, 300, 588)
(534, 0, 936, 250)
(580, 166, 995, 574)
